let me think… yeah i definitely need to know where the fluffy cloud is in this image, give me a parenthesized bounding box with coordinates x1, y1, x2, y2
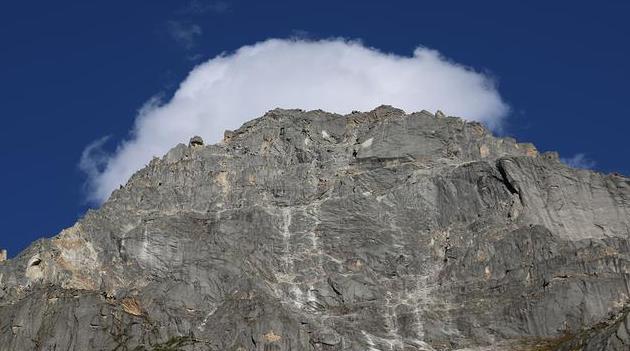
(81, 38, 509, 203)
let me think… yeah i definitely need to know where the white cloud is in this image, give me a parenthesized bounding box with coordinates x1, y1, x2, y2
(561, 153, 596, 169)
(79, 136, 111, 181)
(81, 38, 509, 203)
(167, 21, 202, 50)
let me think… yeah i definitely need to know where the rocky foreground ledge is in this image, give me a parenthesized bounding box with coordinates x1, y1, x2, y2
(1, 106, 630, 350)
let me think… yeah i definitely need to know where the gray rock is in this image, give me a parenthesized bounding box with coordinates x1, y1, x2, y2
(189, 135, 204, 146)
(0, 249, 6, 262)
(224, 129, 236, 141)
(555, 307, 630, 351)
(1, 106, 630, 350)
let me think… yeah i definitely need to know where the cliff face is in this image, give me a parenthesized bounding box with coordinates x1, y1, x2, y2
(1, 106, 630, 351)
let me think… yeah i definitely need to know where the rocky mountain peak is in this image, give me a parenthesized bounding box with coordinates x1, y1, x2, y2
(1, 107, 629, 350)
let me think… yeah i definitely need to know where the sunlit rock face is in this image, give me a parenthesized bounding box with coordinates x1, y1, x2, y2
(1, 106, 630, 351)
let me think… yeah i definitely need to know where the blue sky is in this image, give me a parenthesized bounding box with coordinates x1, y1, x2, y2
(1, 1, 629, 257)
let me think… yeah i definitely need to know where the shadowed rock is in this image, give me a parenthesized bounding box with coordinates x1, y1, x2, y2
(189, 135, 204, 146)
(1, 106, 629, 350)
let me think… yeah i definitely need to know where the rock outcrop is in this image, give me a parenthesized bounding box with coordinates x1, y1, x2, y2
(189, 136, 205, 147)
(1, 106, 629, 350)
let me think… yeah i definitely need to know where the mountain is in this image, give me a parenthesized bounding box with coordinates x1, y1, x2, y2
(1, 106, 630, 351)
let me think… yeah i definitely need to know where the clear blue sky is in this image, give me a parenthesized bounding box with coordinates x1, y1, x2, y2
(1, 1, 629, 257)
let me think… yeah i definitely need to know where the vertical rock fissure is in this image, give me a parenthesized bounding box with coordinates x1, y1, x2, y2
(496, 159, 524, 207)
(281, 207, 293, 276)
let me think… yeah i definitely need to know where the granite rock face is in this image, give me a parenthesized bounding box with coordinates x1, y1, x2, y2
(1, 106, 630, 351)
